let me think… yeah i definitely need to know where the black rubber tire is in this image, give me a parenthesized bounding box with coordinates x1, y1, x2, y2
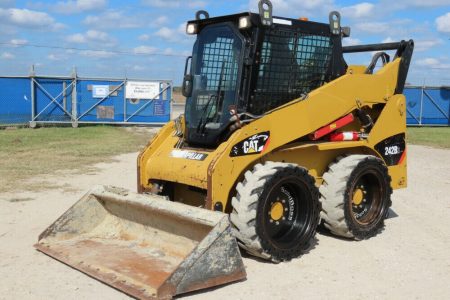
(230, 162, 321, 262)
(319, 155, 392, 239)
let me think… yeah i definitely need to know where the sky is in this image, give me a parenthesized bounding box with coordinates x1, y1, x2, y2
(0, 0, 449, 85)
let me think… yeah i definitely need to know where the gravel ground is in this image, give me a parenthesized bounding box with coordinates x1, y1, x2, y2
(0, 145, 449, 300)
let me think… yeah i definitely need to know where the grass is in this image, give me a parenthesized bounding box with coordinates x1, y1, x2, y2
(0, 125, 447, 193)
(0, 126, 155, 193)
(407, 127, 450, 149)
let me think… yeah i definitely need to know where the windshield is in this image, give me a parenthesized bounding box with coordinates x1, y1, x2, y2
(185, 24, 243, 144)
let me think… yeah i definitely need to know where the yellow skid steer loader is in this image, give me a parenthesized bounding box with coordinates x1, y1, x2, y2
(36, 1, 414, 299)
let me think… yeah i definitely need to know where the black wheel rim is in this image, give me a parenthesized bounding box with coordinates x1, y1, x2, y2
(261, 177, 313, 249)
(349, 169, 384, 226)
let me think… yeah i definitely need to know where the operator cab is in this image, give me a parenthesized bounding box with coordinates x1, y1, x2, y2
(181, 1, 348, 148)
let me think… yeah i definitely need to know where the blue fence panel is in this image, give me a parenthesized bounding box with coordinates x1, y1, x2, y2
(76, 79, 126, 123)
(34, 78, 74, 122)
(404, 87, 421, 125)
(405, 86, 450, 126)
(0, 77, 31, 125)
(422, 88, 450, 125)
(125, 82, 172, 123)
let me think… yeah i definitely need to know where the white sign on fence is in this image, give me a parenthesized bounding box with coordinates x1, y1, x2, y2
(92, 85, 110, 98)
(126, 81, 160, 100)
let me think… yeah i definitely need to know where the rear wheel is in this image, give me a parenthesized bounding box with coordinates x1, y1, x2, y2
(230, 162, 320, 262)
(319, 155, 392, 239)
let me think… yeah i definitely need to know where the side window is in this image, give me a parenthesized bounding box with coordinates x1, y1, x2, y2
(251, 28, 332, 115)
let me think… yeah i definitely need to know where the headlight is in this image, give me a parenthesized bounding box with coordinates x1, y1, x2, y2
(239, 16, 252, 29)
(186, 23, 198, 35)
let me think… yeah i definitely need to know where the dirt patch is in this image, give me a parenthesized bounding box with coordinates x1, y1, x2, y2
(0, 145, 449, 299)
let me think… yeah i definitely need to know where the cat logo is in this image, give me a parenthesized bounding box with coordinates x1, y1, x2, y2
(243, 137, 262, 153)
(230, 132, 270, 157)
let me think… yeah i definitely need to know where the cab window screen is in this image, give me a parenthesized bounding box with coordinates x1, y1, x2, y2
(251, 28, 332, 114)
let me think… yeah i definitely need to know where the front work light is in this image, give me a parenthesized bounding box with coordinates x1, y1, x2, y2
(239, 16, 252, 29)
(186, 23, 198, 35)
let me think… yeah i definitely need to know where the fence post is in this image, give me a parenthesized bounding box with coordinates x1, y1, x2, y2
(124, 78, 127, 122)
(29, 65, 37, 128)
(419, 85, 424, 126)
(63, 81, 67, 111)
(168, 81, 173, 120)
(71, 67, 78, 128)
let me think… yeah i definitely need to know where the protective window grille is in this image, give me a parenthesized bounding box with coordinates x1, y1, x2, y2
(197, 36, 239, 110)
(251, 29, 333, 114)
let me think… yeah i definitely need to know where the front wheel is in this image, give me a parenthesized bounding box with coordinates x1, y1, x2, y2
(230, 162, 320, 262)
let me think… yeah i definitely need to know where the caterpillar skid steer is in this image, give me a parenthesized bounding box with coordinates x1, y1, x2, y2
(35, 1, 414, 299)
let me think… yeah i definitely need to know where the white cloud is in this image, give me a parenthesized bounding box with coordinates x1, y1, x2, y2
(132, 46, 189, 57)
(47, 53, 68, 61)
(162, 48, 176, 55)
(154, 23, 186, 42)
(416, 57, 450, 69)
(249, 0, 334, 17)
(1, 52, 14, 59)
(66, 33, 86, 43)
(83, 10, 142, 29)
(152, 16, 169, 27)
(0, 8, 64, 30)
(382, 36, 443, 52)
(132, 65, 146, 71)
(411, 0, 450, 6)
(436, 12, 450, 33)
(53, 0, 107, 14)
(415, 39, 444, 52)
(8, 39, 28, 47)
(66, 30, 116, 45)
(342, 37, 361, 46)
(79, 50, 115, 58)
(138, 34, 150, 41)
(354, 21, 390, 34)
(133, 45, 158, 55)
(353, 19, 414, 36)
(142, 0, 207, 8)
(85, 30, 111, 42)
(161, 48, 186, 56)
(155, 27, 174, 40)
(341, 2, 374, 19)
(382, 0, 450, 9)
(382, 37, 396, 43)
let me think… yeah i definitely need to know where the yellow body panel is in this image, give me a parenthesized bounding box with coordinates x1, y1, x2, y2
(138, 58, 407, 211)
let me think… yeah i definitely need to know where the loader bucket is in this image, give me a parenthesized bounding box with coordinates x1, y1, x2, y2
(35, 185, 246, 300)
